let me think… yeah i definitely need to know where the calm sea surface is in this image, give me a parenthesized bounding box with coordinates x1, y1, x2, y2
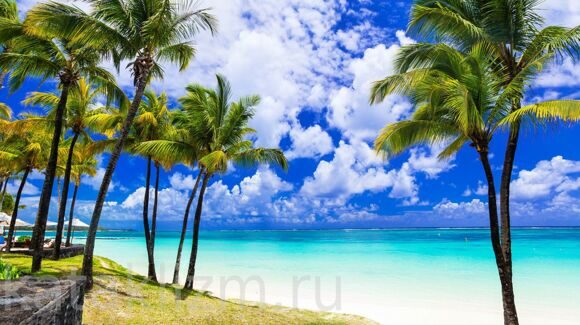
(29, 228, 580, 324)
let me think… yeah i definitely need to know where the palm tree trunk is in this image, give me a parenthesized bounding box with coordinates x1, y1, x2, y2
(65, 183, 79, 247)
(478, 149, 519, 325)
(0, 176, 8, 209)
(173, 170, 202, 284)
(53, 132, 80, 259)
(6, 167, 30, 252)
(82, 64, 150, 290)
(151, 162, 160, 254)
(184, 172, 210, 290)
(142, 156, 157, 282)
(499, 120, 520, 325)
(31, 80, 72, 272)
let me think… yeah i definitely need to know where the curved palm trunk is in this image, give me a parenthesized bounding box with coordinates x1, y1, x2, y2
(0, 176, 8, 209)
(151, 163, 160, 254)
(82, 64, 150, 290)
(498, 121, 520, 325)
(65, 183, 79, 247)
(142, 157, 157, 282)
(478, 149, 519, 325)
(6, 167, 30, 252)
(31, 81, 72, 272)
(53, 132, 80, 259)
(184, 172, 210, 290)
(173, 170, 202, 284)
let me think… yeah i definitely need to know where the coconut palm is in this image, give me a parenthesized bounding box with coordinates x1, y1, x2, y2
(371, 41, 580, 325)
(25, 0, 217, 287)
(0, 102, 12, 207)
(0, 0, 20, 88)
(389, 2, 580, 323)
(182, 75, 289, 289)
(21, 78, 127, 259)
(130, 89, 172, 282)
(133, 112, 202, 284)
(65, 142, 97, 247)
(134, 75, 288, 287)
(0, 128, 50, 251)
(0, 7, 125, 271)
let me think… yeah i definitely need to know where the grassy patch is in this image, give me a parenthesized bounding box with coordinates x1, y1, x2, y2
(0, 254, 376, 325)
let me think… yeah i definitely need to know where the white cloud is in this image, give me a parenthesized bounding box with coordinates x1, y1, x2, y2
(407, 143, 456, 179)
(433, 198, 487, 219)
(539, 0, 580, 28)
(300, 140, 419, 204)
(327, 38, 414, 141)
(6, 179, 40, 196)
(511, 156, 580, 200)
(286, 125, 334, 159)
(82, 167, 117, 192)
(169, 172, 198, 191)
(203, 168, 293, 219)
(535, 58, 580, 88)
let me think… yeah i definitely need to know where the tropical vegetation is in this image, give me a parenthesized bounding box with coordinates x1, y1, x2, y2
(370, 1, 580, 324)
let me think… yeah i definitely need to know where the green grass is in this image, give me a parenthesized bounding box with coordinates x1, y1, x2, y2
(0, 254, 377, 325)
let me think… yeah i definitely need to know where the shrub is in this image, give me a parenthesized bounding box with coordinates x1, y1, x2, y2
(0, 258, 20, 280)
(16, 235, 31, 243)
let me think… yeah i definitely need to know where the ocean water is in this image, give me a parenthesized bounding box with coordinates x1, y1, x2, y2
(40, 228, 580, 324)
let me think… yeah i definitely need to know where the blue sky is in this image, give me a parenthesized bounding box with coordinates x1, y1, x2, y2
(3, 0, 580, 230)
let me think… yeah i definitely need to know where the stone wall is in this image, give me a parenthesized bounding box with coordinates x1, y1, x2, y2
(0, 276, 85, 325)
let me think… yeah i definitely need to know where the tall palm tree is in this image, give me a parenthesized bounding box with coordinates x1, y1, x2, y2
(0, 0, 19, 88)
(0, 101, 12, 208)
(134, 75, 288, 287)
(0, 6, 125, 272)
(65, 142, 98, 247)
(370, 41, 580, 325)
(134, 100, 202, 285)
(0, 128, 50, 252)
(130, 89, 172, 282)
(169, 75, 289, 289)
(26, 0, 217, 288)
(404, 3, 579, 323)
(22, 78, 126, 259)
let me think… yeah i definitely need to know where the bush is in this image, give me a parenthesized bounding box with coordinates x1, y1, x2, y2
(0, 258, 20, 280)
(1, 192, 14, 214)
(16, 235, 31, 243)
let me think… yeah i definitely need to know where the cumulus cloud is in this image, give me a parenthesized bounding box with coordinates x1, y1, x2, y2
(6, 180, 40, 196)
(433, 198, 487, 219)
(327, 36, 414, 141)
(300, 140, 419, 203)
(286, 125, 334, 159)
(511, 156, 580, 200)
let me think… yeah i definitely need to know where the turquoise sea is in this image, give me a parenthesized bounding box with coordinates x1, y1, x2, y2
(37, 228, 580, 324)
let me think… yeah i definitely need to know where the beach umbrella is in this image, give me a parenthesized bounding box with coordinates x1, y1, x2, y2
(0, 212, 10, 223)
(65, 218, 89, 244)
(66, 218, 89, 228)
(14, 219, 31, 227)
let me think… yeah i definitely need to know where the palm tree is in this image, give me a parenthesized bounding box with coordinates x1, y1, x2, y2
(0, 101, 12, 208)
(65, 142, 97, 247)
(0, 128, 49, 252)
(133, 99, 203, 285)
(26, 0, 217, 288)
(0, 0, 20, 88)
(370, 41, 580, 325)
(387, 2, 580, 323)
(130, 90, 172, 282)
(180, 75, 289, 289)
(21, 78, 126, 259)
(134, 75, 288, 288)
(0, 6, 125, 272)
